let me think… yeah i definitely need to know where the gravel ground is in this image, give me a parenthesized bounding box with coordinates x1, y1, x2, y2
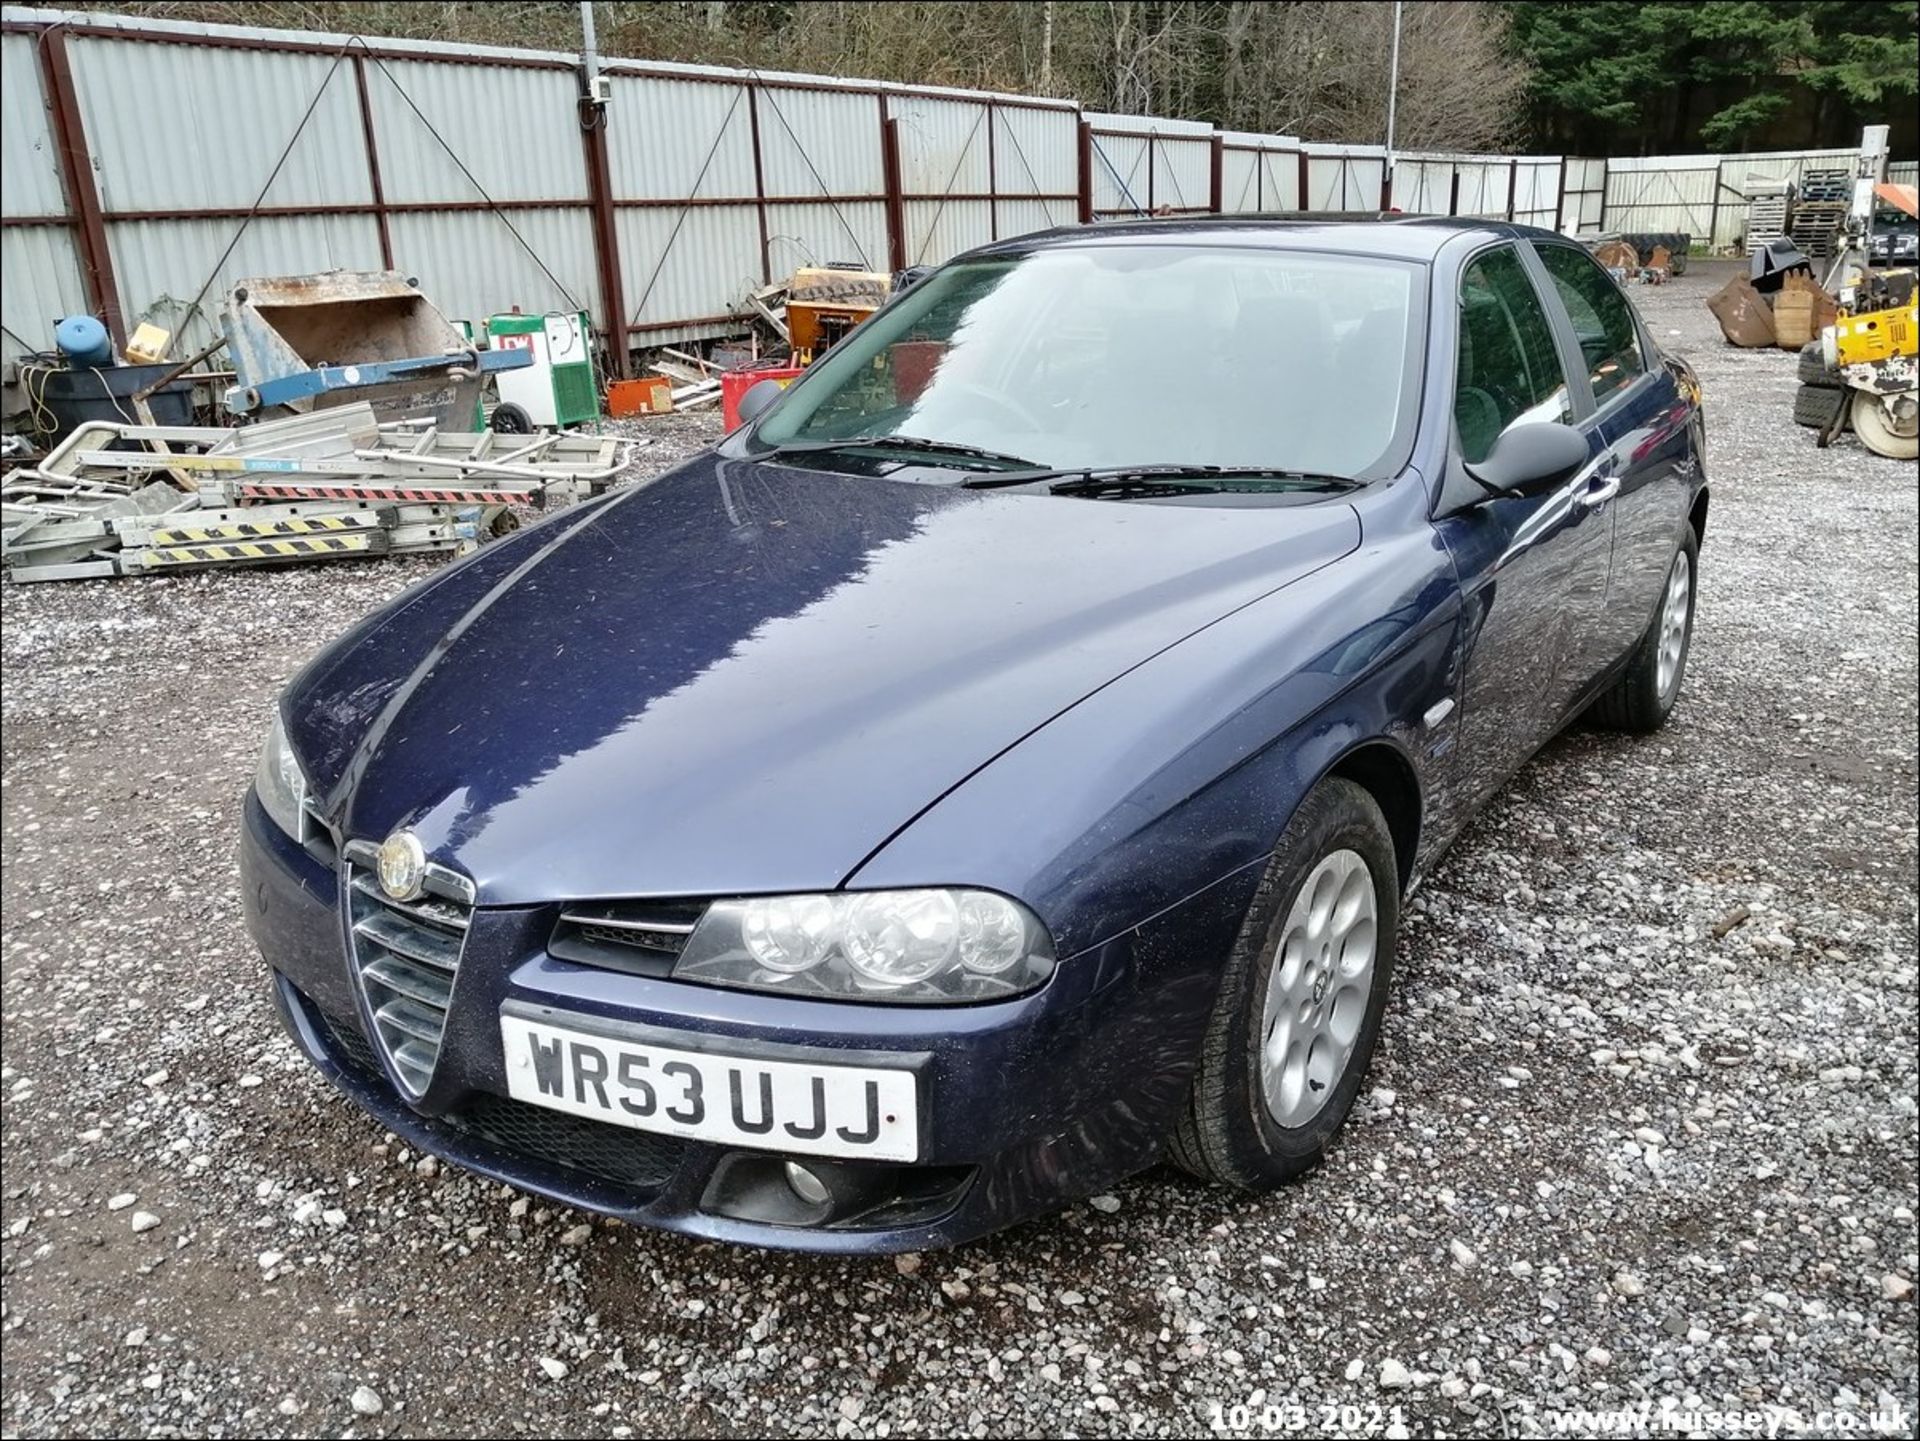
(3, 262, 1916, 1439)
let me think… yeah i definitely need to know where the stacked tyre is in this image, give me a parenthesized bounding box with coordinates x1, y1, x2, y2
(1792, 340, 1846, 432)
(1619, 231, 1691, 276)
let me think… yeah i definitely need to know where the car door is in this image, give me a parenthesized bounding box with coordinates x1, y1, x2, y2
(1427, 243, 1615, 827)
(1529, 240, 1693, 694)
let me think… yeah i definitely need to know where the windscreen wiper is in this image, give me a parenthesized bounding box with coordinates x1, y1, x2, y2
(756, 435, 1040, 471)
(960, 465, 1364, 496)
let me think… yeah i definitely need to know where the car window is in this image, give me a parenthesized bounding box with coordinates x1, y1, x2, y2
(753, 246, 1425, 483)
(1454, 247, 1574, 464)
(1533, 243, 1647, 406)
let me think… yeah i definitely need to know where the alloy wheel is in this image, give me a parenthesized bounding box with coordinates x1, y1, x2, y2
(1258, 849, 1378, 1128)
(1656, 549, 1692, 700)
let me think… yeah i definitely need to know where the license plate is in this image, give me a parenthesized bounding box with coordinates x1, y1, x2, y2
(498, 1014, 920, 1162)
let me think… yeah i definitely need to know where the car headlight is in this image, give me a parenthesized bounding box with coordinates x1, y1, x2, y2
(671, 889, 1055, 1003)
(253, 707, 309, 840)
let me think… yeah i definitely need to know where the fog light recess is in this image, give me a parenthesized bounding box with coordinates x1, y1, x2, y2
(784, 1160, 831, 1207)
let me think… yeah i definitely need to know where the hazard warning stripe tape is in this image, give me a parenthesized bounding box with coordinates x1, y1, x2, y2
(237, 483, 522, 504)
(137, 534, 383, 567)
(147, 513, 381, 545)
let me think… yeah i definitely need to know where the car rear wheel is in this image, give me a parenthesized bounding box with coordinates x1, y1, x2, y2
(1590, 528, 1698, 732)
(1170, 778, 1399, 1190)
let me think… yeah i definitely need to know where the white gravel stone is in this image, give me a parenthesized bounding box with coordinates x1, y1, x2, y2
(538, 1357, 569, 1381)
(105, 1192, 137, 1211)
(128, 1211, 160, 1234)
(349, 1386, 383, 1416)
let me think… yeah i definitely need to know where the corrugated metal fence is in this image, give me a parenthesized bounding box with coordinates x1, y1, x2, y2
(3, 4, 1911, 382)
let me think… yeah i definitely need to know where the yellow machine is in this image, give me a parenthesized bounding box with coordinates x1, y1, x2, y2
(785, 267, 891, 366)
(1822, 284, 1917, 459)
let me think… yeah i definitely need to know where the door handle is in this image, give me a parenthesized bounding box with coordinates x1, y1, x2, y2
(1577, 473, 1621, 509)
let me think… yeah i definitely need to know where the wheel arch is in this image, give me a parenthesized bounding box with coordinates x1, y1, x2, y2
(1322, 739, 1423, 896)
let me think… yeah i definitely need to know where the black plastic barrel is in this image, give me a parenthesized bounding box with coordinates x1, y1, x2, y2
(37, 362, 196, 442)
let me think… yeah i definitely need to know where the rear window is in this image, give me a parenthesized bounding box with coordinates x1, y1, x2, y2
(1533, 243, 1648, 406)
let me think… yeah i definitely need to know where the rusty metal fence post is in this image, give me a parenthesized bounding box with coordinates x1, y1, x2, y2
(38, 27, 125, 345)
(578, 87, 631, 379)
(350, 56, 396, 270)
(746, 85, 772, 284)
(1077, 122, 1094, 222)
(880, 100, 908, 273)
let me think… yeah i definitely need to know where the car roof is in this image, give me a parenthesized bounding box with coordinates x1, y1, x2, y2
(963, 214, 1566, 264)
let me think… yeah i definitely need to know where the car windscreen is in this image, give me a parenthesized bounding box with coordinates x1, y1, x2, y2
(748, 244, 1425, 482)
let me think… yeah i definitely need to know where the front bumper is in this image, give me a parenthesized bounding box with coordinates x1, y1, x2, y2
(238, 791, 1251, 1252)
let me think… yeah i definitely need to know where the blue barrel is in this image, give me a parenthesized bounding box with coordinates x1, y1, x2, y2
(55, 314, 115, 369)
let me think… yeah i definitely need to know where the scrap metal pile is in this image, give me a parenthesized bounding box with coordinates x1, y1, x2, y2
(2, 403, 635, 584)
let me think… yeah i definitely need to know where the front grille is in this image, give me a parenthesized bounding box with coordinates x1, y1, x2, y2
(309, 1002, 683, 1193)
(320, 1006, 382, 1076)
(441, 1092, 685, 1190)
(549, 899, 706, 977)
(341, 839, 472, 1099)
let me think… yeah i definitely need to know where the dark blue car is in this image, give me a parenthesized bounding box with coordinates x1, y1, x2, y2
(241, 218, 1707, 1252)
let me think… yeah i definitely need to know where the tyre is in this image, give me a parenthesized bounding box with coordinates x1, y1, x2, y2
(1797, 341, 1841, 388)
(1171, 777, 1399, 1190)
(1589, 528, 1698, 733)
(1792, 384, 1847, 430)
(1851, 389, 1919, 460)
(489, 401, 534, 435)
(1669, 249, 1689, 276)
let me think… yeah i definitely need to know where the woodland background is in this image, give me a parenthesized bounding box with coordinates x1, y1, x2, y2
(27, 1, 1920, 156)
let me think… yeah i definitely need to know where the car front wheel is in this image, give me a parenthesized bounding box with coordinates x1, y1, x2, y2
(1171, 777, 1399, 1190)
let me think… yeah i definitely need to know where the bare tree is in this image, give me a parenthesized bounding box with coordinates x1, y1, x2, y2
(77, 0, 1529, 151)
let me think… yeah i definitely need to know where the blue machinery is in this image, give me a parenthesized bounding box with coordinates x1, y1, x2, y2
(220, 271, 530, 428)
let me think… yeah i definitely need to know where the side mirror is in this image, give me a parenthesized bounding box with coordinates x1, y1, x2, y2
(736, 377, 786, 426)
(1463, 422, 1590, 496)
